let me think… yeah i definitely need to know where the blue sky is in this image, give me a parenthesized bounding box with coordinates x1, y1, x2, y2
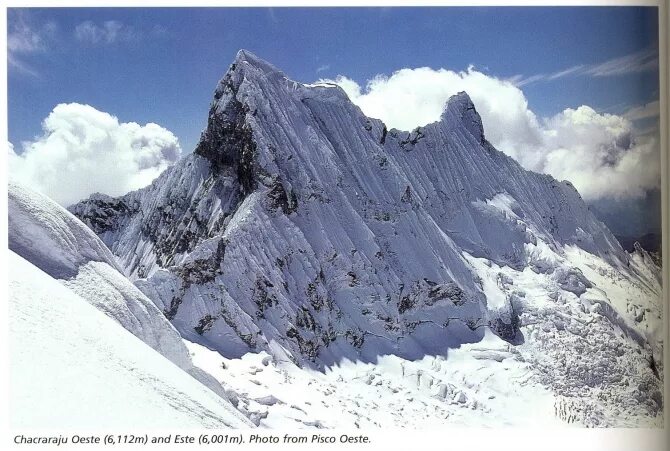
(7, 7, 662, 239)
(8, 7, 659, 152)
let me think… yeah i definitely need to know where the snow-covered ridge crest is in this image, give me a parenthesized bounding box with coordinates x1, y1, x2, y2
(8, 180, 237, 402)
(68, 51, 662, 426)
(9, 180, 123, 279)
(70, 49, 631, 350)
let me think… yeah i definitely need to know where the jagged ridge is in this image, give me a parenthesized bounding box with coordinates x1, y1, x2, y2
(69, 49, 650, 369)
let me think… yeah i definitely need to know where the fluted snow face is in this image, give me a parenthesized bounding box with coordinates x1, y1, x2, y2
(69, 50, 660, 417)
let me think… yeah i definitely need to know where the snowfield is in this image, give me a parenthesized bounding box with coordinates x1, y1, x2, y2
(185, 335, 563, 428)
(8, 251, 251, 428)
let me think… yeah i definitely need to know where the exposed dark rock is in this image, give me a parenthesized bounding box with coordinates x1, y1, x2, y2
(286, 327, 321, 360)
(296, 307, 317, 332)
(195, 68, 257, 195)
(398, 295, 414, 314)
(173, 239, 227, 288)
(307, 281, 326, 311)
(164, 296, 183, 320)
(68, 194, 134, 234)
(253, 277, 278, 319)
(194, 314, 216, 335)
(426, 282, 465, 306)
(345, 330, 365, 348)
(557, 268, 592, 296)
(267, 177, 298, 215)
(401, 186, 412, 203)
(489, 302, 521, 341)
(399, 128, 425, 150)
(347, 271, 359, 287)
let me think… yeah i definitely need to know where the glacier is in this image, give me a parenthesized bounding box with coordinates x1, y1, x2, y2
(55, 49, 664, 427)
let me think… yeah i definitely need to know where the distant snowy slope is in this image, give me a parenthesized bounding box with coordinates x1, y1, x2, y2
(8, 251, 252, 428)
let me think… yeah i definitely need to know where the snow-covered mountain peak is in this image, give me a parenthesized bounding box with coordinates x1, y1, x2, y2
(234, 49, 283, 73)
(1, 47, 657, 428)
(69, 52, 661, 420)
(439, 90, 485, 141)
(211, 49, 287, 104)
(443, 90, 476, 111)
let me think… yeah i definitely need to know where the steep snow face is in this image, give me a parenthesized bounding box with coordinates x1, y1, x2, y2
(8, 181, 232, 398)
(69, 50, 660, 425)
(69, 155, 241, 280)
(8, 251, 252, 429)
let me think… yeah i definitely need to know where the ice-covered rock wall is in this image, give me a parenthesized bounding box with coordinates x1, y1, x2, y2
(69, 51, 638, 370)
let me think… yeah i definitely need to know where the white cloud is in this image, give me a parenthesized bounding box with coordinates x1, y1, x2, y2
(512, 73, 549, 87)
(8, 21, 45, 53)
(9, 103, 181, 206)
(624, 100, 660, 122)
(540, 106, 659, 199)
(74, 20, 137, 44)
(509, 48, 659, 87)
(323, 67, 659, 201)
(585, 48, 658, 77)
(316, 64, 331, 74)
(547, 64, 586, 80)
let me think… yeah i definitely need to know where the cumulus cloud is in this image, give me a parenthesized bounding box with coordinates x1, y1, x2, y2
(323, 67, 659, 201)
(9, 103, 181, 206)
(540, 106, 659, 199)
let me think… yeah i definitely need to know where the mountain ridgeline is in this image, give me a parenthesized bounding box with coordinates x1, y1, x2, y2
(69, 50, 650, 374)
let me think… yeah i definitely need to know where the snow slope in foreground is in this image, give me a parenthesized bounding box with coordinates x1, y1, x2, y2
(8, 251, 252, 429)
(8, 180, 188, 365)
(8, 180, 233, 399)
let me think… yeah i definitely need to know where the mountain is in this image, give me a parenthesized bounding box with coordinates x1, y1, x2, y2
(69, 50, 663, 426)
